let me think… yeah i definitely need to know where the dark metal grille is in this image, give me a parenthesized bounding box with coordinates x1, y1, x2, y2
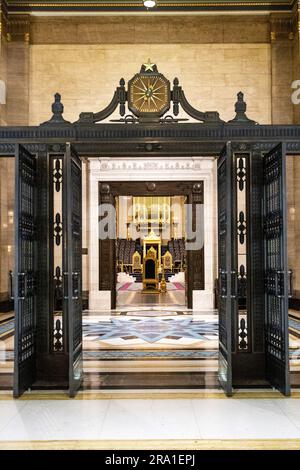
(71, 160, 82, 356)
(17, 147, 37, 365)
(217, 143, 236, 396)
(51, 157, 64, 353)
(218, 157, 227, 353)
(236, 155, 248, 352)
(263, 145, 287, 364)
(249, 148, 264, 353)
(65, 145, 83, 396)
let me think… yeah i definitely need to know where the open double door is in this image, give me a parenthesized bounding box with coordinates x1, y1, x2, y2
(13, 143, 83, 397)
(13, 140, 290, 397)
(217, 142, 290, 396)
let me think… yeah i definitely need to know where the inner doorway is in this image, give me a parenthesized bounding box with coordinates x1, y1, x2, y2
(97, 179, 207, 311)
(0, 157, 14, 390)
(116, 195, 187, 308)
(83, 175, 218, 390)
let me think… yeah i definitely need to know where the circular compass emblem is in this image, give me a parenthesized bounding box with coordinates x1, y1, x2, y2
(128, 63, 170, 119)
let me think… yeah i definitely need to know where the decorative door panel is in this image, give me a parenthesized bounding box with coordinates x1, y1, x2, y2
(63, 143, 83, 397)
(98, 184, 116, 309)
(263, 143, 290, 396)
(217, 142, 237, 396)
(14, 144, 37, 397)
(186, 184, 204, 309)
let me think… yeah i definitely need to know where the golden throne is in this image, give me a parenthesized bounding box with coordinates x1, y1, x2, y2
(142, 247, 160, 293)
(162, 250, 173, 272)
(132, 251, 142, 272)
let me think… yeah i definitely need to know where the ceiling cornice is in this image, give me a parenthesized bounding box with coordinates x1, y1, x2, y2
(5, 0, 297, 14)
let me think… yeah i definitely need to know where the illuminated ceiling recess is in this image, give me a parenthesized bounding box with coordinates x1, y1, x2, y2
(6, 0, 295, 14)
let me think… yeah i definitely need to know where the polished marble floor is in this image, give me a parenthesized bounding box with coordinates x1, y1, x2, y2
(0, 311, 14, 389)
(289, 310, 300, 374)
(1, 392, 300, 446)
(117, 289, 186, 307)
(1, 307, 300, 390)
(117, 281, 185, 292)
(83, 308, 219, 388)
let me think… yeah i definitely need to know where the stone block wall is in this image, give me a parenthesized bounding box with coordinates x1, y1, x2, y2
(26, 15, 275, 125)
(4, 14, 295, 126)
(28, 42, 272, 125)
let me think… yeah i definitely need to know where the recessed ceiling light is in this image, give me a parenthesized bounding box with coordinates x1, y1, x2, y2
(143, 0, 156, 8)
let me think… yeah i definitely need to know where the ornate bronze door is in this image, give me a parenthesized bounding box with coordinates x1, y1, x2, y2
(263, 143, 290, 396)
(217, 143, 237, 396)
(14, 144, 37, 397)
(63, 143, 83, 397)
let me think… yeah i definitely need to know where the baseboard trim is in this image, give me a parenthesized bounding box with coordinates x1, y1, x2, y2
(0, 439, 300, 450)
(1, 389, 300, 400)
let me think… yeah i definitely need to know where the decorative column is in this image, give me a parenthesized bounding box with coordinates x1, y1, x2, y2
(0, 159, 10, 308)
(270, 13, 294, 124)
(88, 160, 108, 310)
(98, 183, 116, 309)
(6, 14, 30, 125)
(0, 2, 8, 125)
(292, 157, 300, 298)
(290, 5, 300, 303)
(292, 2, 300, 123)
(187, 182, 204, 309)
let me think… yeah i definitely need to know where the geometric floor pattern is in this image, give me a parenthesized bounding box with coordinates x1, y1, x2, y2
(289, 310, 300, 368)
(1, 308, 300, 389)
(82, 308, 300, 357)
(82, 310, 219, 386)
(82, 310, 219, 388)
(83, 315, 218, 344)
(83, 349, 218, 360)
(81, 308, 300, 389)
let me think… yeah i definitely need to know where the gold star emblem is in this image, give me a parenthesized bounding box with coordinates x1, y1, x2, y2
(143, 59, 155, 72)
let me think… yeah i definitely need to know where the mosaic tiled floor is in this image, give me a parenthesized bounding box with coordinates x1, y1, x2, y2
(289, 310, 300, 371)
(0, 312, 14, 389)
(83, 314, 218, 349)
(1, 308, 300, 389)
(82, 310, 219, 388)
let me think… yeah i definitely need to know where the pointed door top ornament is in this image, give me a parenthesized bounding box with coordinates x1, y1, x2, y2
(227, 91, 257, 126)
(141, 59, 158, 73)
(40, 93, 71, 126)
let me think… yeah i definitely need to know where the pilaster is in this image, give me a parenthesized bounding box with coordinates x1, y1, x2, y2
(0, 1, 8, 125)
(270, 13, 294, 124)
(292, 1, 300, 123)
(6, 13, 30, 125)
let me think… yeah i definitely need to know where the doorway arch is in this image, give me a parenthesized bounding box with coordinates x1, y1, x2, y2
(0, 63, 298, 397)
